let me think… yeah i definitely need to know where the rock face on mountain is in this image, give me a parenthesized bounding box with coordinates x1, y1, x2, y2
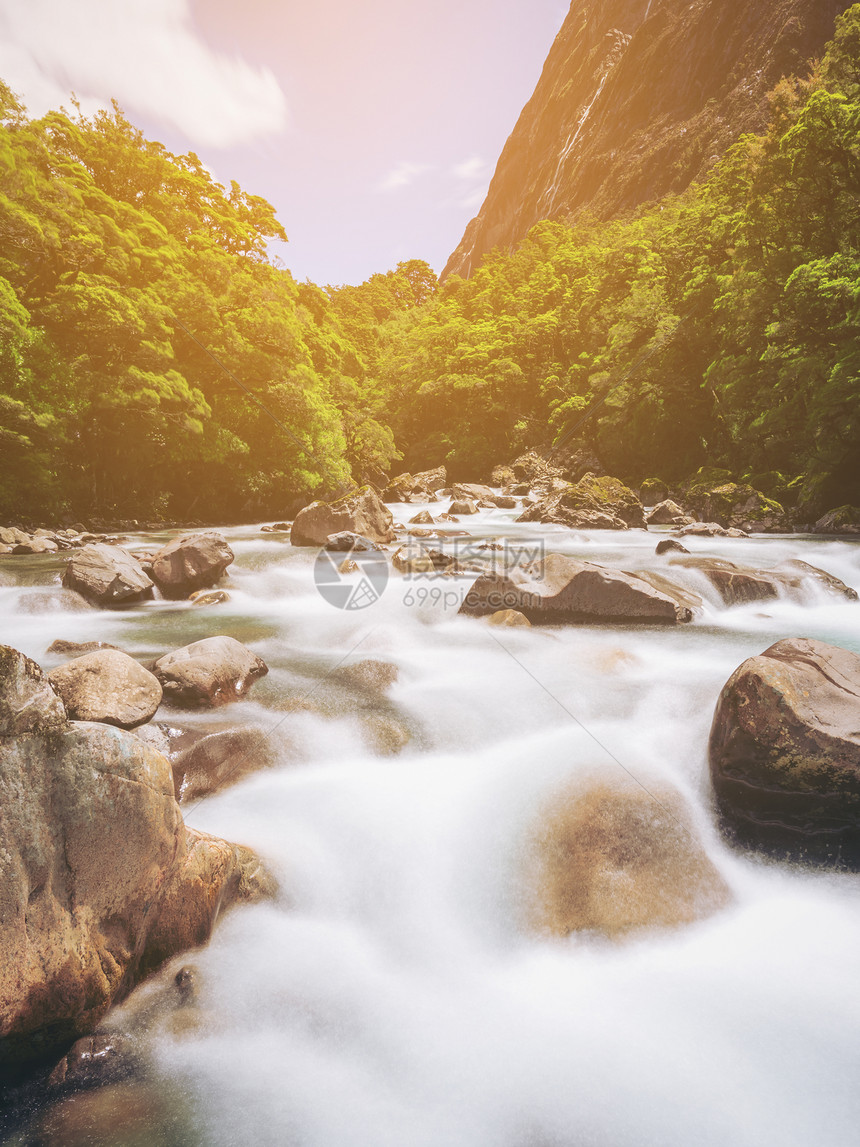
(444, 0, 844, 279)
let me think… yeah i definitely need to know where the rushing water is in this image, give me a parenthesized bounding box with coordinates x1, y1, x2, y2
(3, 504, 860, 1146)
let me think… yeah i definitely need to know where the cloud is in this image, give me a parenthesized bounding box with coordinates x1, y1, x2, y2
(0, 0, 288, 148)
(376, 161, 432, 193)
(451, 156, 489, 182)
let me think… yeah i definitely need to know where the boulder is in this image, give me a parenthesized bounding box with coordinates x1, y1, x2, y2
(62, 544, 154, 607)
(687, 482, 790, 533)
(676, 522, 748, 538)
(489, 495, 518, 509)
(47, 650, 162, 730)
(510, 451, 564, 484)
(527, 779, 731, 939)
(0, 647, 274, 1074)
(709, 638, 860, 864)
(639, 478, 669, 504)
(491, 465, 517, 486)
(460, 553, 692, 625)
(449, 499, 479, 515)
(646, 500, 695, 526)
(517, 473, 644, 530)
(323, 531, 384, 552)
(408, 510, 435, 526)
(451, 483, 496, 502)
(291, 488, 395, 547)
(149, 533, 234, 599)
(153, 636, 268, 708)
(812, 506, 860, 535)
(655, 539, 689, 555)
(172, 727, 278, 802)
(0, 527, 29, 546)
(665, 556, 856, 607)
(12, 537, 59, 555)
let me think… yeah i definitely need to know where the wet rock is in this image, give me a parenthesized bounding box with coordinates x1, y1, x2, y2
(26, 1080, 180, 1147)
(149, 532, 233, 599)
(460, 553, 692, 625)
(709, 638, 860, 864)
(0, 652, 274, 1073)
(153, 636, 268, 708)
(0, 645, 66, 736)
(666, 556, 856, 607)
(47, 1032, 136, 1092)
(360, 713, 411, 756)
(528, 779, 731, 940)
(47, 650, 162, 730)
(62, 544, 154, 607)
(812, 505, 860, 535)
(46, 640, 122, 656)
(676, 521, 747, 538)
(330, 659, 398, 693)
(324, 531, 384, 552)
(12, 537, 59, 554)
(449, 499, 479, 515)
(487, 609, 531, 627)
(646, 499, 695, 526)
(172, 727, 278, 802)
(655, 539, 689, 555)
(489, 495, 518, 509)
(131, 722, 173, 756)
(408, 510, 435, 525)
(291, 488, 395, 547)
(189, 589, 230, 606)
(451, 483, 496, 502)
(338, 558, 360, 574)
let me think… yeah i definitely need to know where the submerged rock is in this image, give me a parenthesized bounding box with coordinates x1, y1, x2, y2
(149, 532, 234, 599)
(0, 646, 274, 1074)
(460, 553, 692, 625)
(665, 556, 857, 607)
(62, 544, 154, 607)
(487, 609, 531, 627)
(153, 636, 268, 708)
(47, 650, 162, 730)
(291, 488, 395, 547)
(527, 779, 731, 940)
(709, 637, 860, 864)
(172, 726, 278, 802)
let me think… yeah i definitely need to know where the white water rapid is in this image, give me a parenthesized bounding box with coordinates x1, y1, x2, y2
(3, 504, 860, 1145)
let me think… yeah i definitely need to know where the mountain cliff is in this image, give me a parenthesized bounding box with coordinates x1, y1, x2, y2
(444, 0, 846, 279)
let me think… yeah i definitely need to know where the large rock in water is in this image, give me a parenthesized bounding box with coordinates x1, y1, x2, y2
(0, 646, 274, 1075)
(291, 487, 395, 547)
(153, 636, 268, 708)
(460, 553, 692, 625)
(62, 544, 153, 607)
(47, 650, 162, 730)
(709, 638, 860, 864)
(149, 532, 234, 599)
(527, 779, 731, 939)
(664, 556, 857, 607)
(518, 473, 645, 530)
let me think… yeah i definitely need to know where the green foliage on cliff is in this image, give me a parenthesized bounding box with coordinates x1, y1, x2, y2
(379, 7, 860, 509)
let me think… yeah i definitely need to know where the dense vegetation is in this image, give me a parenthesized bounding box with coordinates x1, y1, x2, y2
(1, 6, 858, 523)
(381, 5, 860, 514)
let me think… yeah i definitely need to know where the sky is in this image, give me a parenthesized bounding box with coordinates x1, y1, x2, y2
(0, 0, 568, 286)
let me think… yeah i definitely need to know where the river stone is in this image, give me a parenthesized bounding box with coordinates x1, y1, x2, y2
(189, 589, 231, 606)
(149, 532, 234, 599)
(646, 499, 695, 526)
(172, 727, 277, 802)
(153, 636, 268, 708)
(408, 510, 435, 525)
(460, 553, 692, 625)
(487, 609, 531, 627)
(0, 666, 275, 1073)
(13, 537, 59, 554)
(528, 779, 731, 939)
(291, 488, 395, 547)
(449, 499, 478, 515)
(15, 589, 94, 615)
(47, 639, 123, 656)
(655, 539, 689, 555)
(0, 645, 66, 736)
(324, 531, 384, 552)
(330, 659, 399, 693)
(62, 544, 154, 607)
(666, 556, 856, 607)
(47, 650, 162, 730)
(709, 637, 860, 864)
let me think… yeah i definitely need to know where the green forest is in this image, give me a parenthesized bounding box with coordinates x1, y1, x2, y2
(1, 6, 859, 525)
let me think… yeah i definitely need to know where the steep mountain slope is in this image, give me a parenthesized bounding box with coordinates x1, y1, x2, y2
(444, 0, 845, 279)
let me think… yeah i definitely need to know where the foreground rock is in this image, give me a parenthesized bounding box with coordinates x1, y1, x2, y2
(172, 727, 278, 802)
(62, 544, 154, 607)
(291, 487, 395, 547)
(709, 638, 860, 864)
(153, 636, 268, 708)
(0, 646, 274, 1074)
(47, 650, 162, 730)
(149, 532, 233, 599)
(527, 779, 731, 939)
(518, 473, 646, 530)
(460, 553, 692, 625)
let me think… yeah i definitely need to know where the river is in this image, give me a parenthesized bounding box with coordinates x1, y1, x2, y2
(3, 502, 860, 1145)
